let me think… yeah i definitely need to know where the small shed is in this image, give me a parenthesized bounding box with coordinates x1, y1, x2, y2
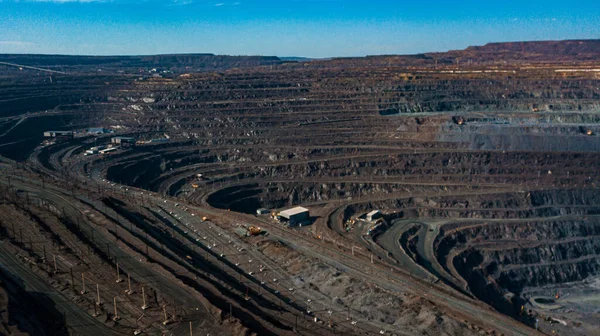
(256, 208, 269, 215)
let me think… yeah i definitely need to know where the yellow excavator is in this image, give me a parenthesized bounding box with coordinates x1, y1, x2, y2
(248, 226, 262, 236)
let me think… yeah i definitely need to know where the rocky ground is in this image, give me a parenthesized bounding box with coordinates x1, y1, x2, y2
(1, 40, 600, 335)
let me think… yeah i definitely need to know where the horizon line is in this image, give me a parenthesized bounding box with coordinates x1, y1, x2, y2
(1, 38, 598, 60)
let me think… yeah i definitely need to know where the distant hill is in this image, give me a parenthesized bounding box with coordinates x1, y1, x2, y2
(0, 53, 283, 73)
(316, 39, 600, 68)
(279, 57, 313, 62)
(464, 39, 600, 55)
(1, 39, 599, 74)
(441, 39, 600, 62)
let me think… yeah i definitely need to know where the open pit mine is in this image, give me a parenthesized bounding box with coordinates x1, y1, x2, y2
(1, 40, 600, 336)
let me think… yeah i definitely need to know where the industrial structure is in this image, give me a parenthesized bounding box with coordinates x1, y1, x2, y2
(366, 210, 382, 221)
(278, 206, 310, 226)
(99, 147, 117, 154)
(84, 145, 106, 156)
(111, 136, 136, 147)
(87, 127, 112, 135)
(43, 130, 73, 139)
(149, 138, 169, 143)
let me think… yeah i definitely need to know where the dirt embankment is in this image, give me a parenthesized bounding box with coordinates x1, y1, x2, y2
(257, 239, 485, 336)
(0, 268, 68, 336)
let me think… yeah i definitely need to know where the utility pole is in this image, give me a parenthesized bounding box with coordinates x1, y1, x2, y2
(93, 299, 99, 317)
(141, 286, 148, 310)
(116, 263, 123, 283)
(162, 305, 169, 325)
(126, 273, 133, 295)
(113, 297, 120, 321)
(81, 273, 86, 294)
(96, 284, 102, 306)
(134, 314, 144, 335)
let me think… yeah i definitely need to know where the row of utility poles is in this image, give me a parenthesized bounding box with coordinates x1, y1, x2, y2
(1, 167, 372, 335)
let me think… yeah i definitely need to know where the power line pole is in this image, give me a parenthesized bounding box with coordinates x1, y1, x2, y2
(96, 284, 102, 306)
(126, 273, 133, 295)
(113, 297, 120, 321)
(80, 273, 86, 294)
(141, 286, 148, 310)
(116, 263, 123, 283)
(162, 305, 169, 325)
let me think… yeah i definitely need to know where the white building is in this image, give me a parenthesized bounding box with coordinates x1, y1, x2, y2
(366, 210, 382, 221)
(278, 207, 310, 226)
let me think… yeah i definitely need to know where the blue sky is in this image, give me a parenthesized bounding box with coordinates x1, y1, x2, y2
(1, 0, 599, 57)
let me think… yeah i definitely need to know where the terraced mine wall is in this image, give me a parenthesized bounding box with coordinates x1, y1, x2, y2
(4, 42, 600, 334)
(430, 189, 600, 315)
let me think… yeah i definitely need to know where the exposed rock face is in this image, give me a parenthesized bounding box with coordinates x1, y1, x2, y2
(3, 40, 600, 333)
